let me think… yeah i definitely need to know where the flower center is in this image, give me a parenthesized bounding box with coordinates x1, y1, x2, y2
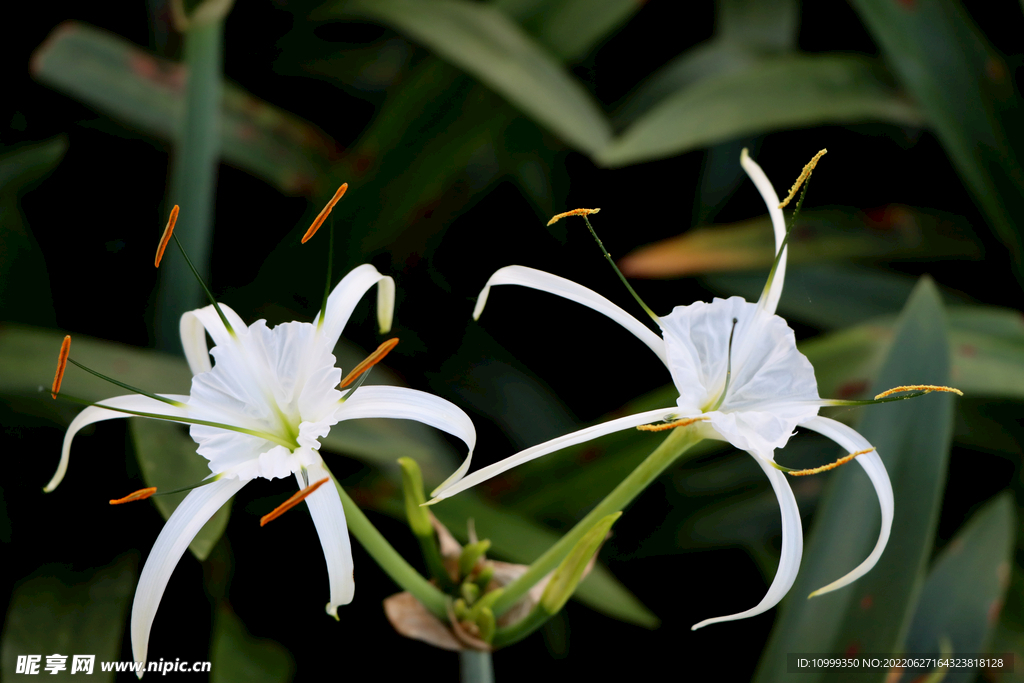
(704, 317, 739, 413)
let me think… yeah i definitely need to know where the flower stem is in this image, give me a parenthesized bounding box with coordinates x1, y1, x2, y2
(490, 426, 703, 617)
(459, 651, 494, 683)
(328, 474, 449, 619)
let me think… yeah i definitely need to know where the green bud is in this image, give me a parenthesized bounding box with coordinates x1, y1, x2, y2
(458, 540, 491, 579)
(541, 512, 621, 614)
(467, 587, 504, 622)
(398, 457, 432, 536)
(475, 607, 496, 644)
(474, 564, 495, 592)
(461, 580, 481, 606)
(453, 598, 471, 621)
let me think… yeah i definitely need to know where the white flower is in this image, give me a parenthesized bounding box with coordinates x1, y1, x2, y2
(47, 264, 476, 671)
(429, 151, 893, 630)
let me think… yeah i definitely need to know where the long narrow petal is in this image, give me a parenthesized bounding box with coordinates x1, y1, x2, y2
(334, 385, 477, 494)
(473, 265, 667, 366)
(314, 264, 396, 349)
(131, 477, 246, 674)
(179, 303, 247, 376)
(800, 415, 893, 597)
(740, 150, 788, 316)
(301, 461, 354, 617)
(691, 453, 803, 629)
(45, 394, 190, 492)
(429, 407, 681, 501)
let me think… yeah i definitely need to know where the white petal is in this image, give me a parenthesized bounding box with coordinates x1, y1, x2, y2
(179, 303, 247, 376)
(429, 407, 681, 501)
(334, 385, 477, 495)
(800, 415, 893, 597)
(473, 265, 667, 366)
(691, 453, 803, 629)
(740, 149, 788, 316)
(131, 477, 246, 673)
(45, 394, 190, 492)
(301, 461, 354, 616)
(314, 264, 395, 350)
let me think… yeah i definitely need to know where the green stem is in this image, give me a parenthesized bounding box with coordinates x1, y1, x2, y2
(156, 16, 223, 351)
(490, 427, 702, 617)
(328, 472, 449, 620)
(459, 651, 494, 683)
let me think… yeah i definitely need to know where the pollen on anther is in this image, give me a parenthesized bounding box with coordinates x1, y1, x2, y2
(110, 487, 158, 504)
(778, 149, 827, 209)
(547, 208, 600, 226)
(787, 448, 875, 476)
(155, 205, 179, 268)
(637, 416, 709, 432)
(302, 183, 348, 244)
(51, 335, 71, 399)
(261, 477, 330, 526)
(340, 338, 400, 389)
(873, 384, 963, 400)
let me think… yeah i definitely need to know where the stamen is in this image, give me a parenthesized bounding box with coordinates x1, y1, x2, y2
(339, 338, 399, 389)
(51, 335, 71, 399)
(778, 149, 827, 209)
(547, 207, 600, 226)
(785, 448, 875, 476)
(154, 205, 179, 268)
(637, 416, 709, 432)
(110, 487, 158, 505)
(303, 183, 348, 244)
(260, 477, 330, 526)
(709, 317, 739, 412)
(874, 385, 963, 400)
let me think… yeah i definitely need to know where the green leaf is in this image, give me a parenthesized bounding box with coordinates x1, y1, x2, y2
(210, 606, 292, 683)
(755, 278, 955, 682)
(512, 0, 641, 61)
(129, 418, 231, 561)
(31, 23, 335, 196)
(341, 0, 611, 154)
(717, 0, 799, 52)
(597, 55, 922, 167)
(848, 0, 1024, 284)
(899, 493, 1015, 682)
(1, 556, 135, 682)
(0, 137, 68, 193)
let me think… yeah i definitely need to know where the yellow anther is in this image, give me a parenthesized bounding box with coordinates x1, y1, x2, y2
(873, 385, 963, 400)
(302, 183, 348, 244)
(636, 416, 710, 432)
(339, 338, 399, 389)
(155, 205, 179, 268)
(110, 487, 158, 505)
(778, 149, 827, 209)
(787, 448, 875, 476)
(546, 208, 601, 226)
(51, 335, 71, 399)
(260, 477, 330, 526)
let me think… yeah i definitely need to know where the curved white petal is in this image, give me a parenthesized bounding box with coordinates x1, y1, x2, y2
(314, 264, 395, 350)
(179, 303, 247, 376)
(45, 394, 190, 492)
(301, 461, 354, 617)
(473, 265, 667, 366)
(740, 149, 788, 316)
(691, 453, 803, 629)
(800, 415, 893, 597)
(334, 385, 477, 495)
(429, 407, 681, 502)
(131, 477, 246, 674)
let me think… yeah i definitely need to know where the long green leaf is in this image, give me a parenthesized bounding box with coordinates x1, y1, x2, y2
(898, 492, 1015, 683)
(210, 607, 292, 683)
(510, 0, 640, 61)
(341, 0, 611, 154)
(597, 54, 922, 167)
(755, 278, 954, 683)
(1, 556, 135, 682)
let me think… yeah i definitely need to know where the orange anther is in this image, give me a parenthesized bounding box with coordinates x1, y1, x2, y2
(302, 183, 348, 244)
(873, 384, 963, 400)
(260, 477, 330, 526)
(51, 335, 71, 399)
(546, 208, 601, 226)
(155, 205, 179, 268)
(787, 448, 875, 476)
(110, 486, 158, 504)
(636, 416, 709, 432)
(340, 338, 400, 389)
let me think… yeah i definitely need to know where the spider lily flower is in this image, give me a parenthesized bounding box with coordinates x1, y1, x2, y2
(48, 262, 476, 672)
(430, 150, 910, 630)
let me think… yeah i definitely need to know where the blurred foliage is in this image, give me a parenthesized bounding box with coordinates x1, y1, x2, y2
(5, 0, 1024, 680)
